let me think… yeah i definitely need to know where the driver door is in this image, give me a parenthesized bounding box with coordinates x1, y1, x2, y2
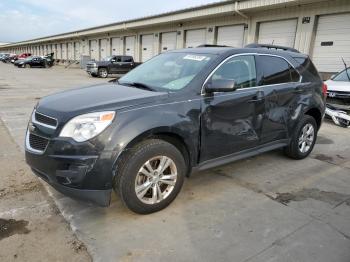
(200, 55, 265, 162)
(109, 56, 121, 74)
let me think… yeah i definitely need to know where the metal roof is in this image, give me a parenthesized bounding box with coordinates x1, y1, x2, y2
(1, 0, 326, 48)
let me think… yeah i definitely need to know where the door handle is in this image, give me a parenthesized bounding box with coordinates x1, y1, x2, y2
(248, 98, 263, 103)
(248, 91, 264, 103)
(293, 87, 303, 93)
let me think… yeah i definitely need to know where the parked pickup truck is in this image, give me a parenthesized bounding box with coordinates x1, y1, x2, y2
(86, 55, 141, 78)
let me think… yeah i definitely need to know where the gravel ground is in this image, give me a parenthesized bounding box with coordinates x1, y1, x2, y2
(0, 119, 91, 262)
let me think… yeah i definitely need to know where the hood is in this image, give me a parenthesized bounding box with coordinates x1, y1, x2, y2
(325, 80, 350, 92)
(87, 60, 109, 66)
(36, 83, 167, 122)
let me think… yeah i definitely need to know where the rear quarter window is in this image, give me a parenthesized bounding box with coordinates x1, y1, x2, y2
(293, 57, 321, 82)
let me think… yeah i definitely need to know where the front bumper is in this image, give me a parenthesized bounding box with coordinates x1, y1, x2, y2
(25, 129, 117, 207)
(86, 66, 98, 74)
(31, 167, 112, 206)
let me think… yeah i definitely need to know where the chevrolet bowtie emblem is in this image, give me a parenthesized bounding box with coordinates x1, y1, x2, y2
(28, 123, 36, 132)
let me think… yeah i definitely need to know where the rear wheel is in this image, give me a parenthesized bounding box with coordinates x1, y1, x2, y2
(113, 139, 186, 214)
(98, 68, 108, 78)
(284, 115, 317, 159)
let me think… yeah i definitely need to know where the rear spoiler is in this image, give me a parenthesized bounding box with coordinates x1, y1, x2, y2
(197, 44, 232, 48)
(245, 43, 300, 53)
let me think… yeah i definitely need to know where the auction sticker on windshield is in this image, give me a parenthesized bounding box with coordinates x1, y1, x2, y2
(183, 55, 208, 61)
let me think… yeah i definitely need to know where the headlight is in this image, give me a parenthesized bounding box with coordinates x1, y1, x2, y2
(59, 111, 115, 142)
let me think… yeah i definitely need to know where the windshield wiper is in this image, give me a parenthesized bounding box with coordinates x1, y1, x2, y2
(120, 82, 155, 91)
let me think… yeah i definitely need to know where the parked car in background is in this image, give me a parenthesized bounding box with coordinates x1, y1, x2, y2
(86, 55, 141, 78)
(11, 53, 32, 63)
(25, 45, 325, 214)
(325, 67, 350, 110)
(0, 53, 10, 60)
(1, 53, 16, 63)
(15, 55, 53, 68)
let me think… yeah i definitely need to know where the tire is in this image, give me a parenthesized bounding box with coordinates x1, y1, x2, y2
(284, 115, 317, 159)
(25, 64, 31, 68)
(114, 139, 186, 214)
(98, 68, 108, 78)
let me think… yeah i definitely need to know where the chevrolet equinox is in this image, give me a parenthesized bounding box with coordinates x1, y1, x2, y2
(25, 45, 326, 214)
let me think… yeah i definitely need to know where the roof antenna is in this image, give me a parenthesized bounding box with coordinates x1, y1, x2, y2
(341, 57, 350, 81)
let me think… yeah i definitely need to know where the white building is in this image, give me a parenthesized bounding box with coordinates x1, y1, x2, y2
(0, 0, 349, 74)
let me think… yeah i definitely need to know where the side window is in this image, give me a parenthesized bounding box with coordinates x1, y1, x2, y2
(290, 66, 300, 82)
(122, 56, 133, 62)
(211, 55, 257, 89)
(260, 56, 292, 85)
(115, 56, 122, 62)
(259, 56, 300, 85)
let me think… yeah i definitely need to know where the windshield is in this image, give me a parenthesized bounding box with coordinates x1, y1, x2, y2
(332, 68, 350, 82)
(102, 56, 113, 61)
(119, 52, 215, 91)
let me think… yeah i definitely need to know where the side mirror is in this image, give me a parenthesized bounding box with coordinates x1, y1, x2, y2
(205, 79, 237, 93)
(330, 74, 335, 80)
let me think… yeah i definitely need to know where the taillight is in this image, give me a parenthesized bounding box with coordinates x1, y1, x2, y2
(322, 83, 328, 98)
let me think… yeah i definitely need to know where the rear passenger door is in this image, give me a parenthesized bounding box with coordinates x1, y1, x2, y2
(120, 56, 134, 73)
(256, 54, 301, 144)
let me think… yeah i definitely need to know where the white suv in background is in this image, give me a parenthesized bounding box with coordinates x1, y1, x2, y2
(325, 67, 350, 110)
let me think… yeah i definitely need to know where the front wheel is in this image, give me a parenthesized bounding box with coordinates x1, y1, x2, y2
(25, 64, 31, 68)
(284, 115, 317, 159)
(113, 139, 186, 214)
(98, 68, 108, 78)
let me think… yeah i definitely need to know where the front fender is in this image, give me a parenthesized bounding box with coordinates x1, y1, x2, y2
(106, 99, 201, 168)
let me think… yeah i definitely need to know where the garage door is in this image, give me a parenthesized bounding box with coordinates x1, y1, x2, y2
(111, 37, 123, 55)
(67, 42, 74, 60)
(185, 29, 206, 48)
(74, 42, 81, 60)
(125, 36, 136, 57)
(90, 40, 98, 60)
(217, 25, 245, 47)
(160, 32, 177, 52)
(100, 39, 109, 59)
(312, 13, 350, 72)
(56, 44, 62, 59)
(258, 19, 297, 47)
(62, 43, 67, 60)
(141, 34, 154, 62)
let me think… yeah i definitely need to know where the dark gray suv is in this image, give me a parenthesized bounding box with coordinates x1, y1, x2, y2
(25, 44, 326, 214)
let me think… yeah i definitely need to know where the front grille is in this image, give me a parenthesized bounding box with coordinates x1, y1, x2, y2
(86, 65, 96, 70)
(29, 133, 49, 151)
(35, 111, 57, 127)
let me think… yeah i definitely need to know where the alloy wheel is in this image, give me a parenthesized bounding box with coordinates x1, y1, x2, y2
(135, 156, 177, 205)
(298, 123, 315, 153)
(99, 69, 108, 78)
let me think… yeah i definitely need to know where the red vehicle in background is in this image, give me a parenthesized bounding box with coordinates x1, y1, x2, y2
(11, 53, 31, 63)
(18, 53, 31, 59)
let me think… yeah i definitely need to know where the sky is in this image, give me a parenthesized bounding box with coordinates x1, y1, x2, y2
(0, 0, 219, 43)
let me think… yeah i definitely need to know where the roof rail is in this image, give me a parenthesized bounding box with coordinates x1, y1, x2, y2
(245, 43, 300, 53)
(197, 44, 232, 48)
